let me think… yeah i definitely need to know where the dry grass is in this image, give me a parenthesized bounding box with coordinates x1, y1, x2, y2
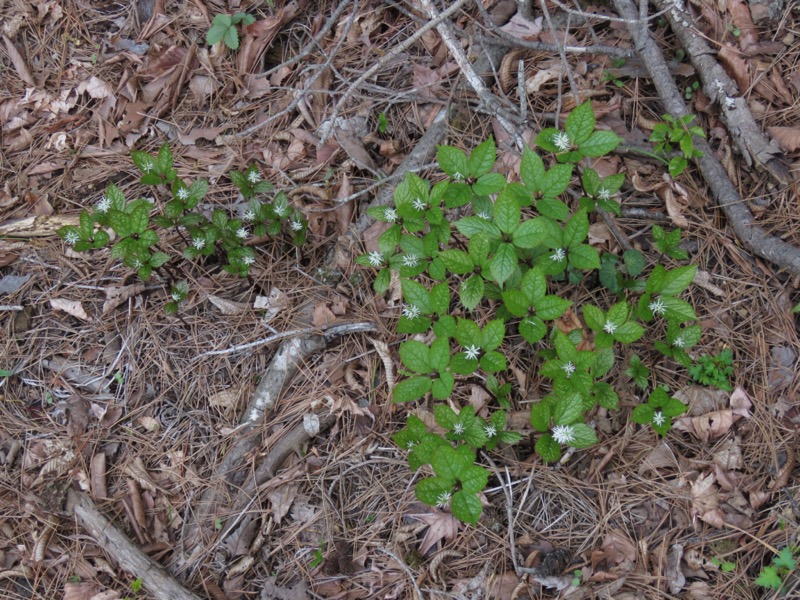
(1, 0, 800, 598)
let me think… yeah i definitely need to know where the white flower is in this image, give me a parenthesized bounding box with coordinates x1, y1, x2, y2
(384, 207, 398, 222)
(171, 292, 182, 302)
(176, 188, 189, 200)
(452, 172, 464, 181)
(552, 424, 576, 445)
(452, 422, 465, 435)
(243, 209, 256, 222)
(464, 344, 481, 361)
(553, 132, 571, 152)
(242, 255, 255, 266)
(412, 198, 426, 211)
(406, 440, 417, 449)
(192, 237, 206, 250)
(64, 230, 80, 246)
(96, 196, 110, 212)
(561, 361, 576, 378)
(603, 320, 618, 335)
(484, 424, 497, 437)
(367, 251, 383, 267)
(274, 202, 288, 217)
(131, 258, 142, 269)
(236, 227, 248, 239)
(649, 298, 667, 316)
(436, 491, 452, 508)
(142, 159, 154, 173)
(402, 304, 420, 319)
(550, 248, 566, 262)
(673, 335, 686, 348)
(598, 188, 611, 201)
(652, 411, 666, 427)
(401, 254, 419, 267)
(247, 171, 260, 183)
(477, 211, 491, 220)
(290, 220, 303, 232)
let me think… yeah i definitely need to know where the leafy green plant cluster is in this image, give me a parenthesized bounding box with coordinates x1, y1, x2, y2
(58, 143, 307, 314)
(650, 114, 706, 177)
(359, 101, 701, 523)
(755, 546, 798, 592)
(206, 13, 255, 50)
(689, 348, 734, 391)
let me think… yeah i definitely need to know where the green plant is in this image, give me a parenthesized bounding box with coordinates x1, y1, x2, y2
(689, 348, 734, 391)
(727, 24, 741, 37)
(631, 388, 687, 436)
(59, 143, 306, 314)
(206, 13, 255, 50)
(755, 546, 798, 592)
(625, 355, 650, 390)
(571, 569, 583, 586)
(649, 114, 706, 177)
(377, 112, 389, 134)
(309, 541, 326, 568)
(684, 80, 700, 101)
(359, 101, 702, 524)
(710, 556, 736, 573)
(601, 59, 627, 88)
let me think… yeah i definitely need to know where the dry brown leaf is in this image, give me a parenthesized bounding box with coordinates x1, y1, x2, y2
(102, 284, 146, 315)
(50, 298, 90, 321)
(221, 513, 258, 558)
(411, 511, 460, 555)
(177, 126, 227, 145)
(334, 128, 376, 172)
(267, 483, 299, 526)
(691, 473, 724, 528)
(209, 389, 240, 412)
(254, 287, 290, 325)
(127, 479, 147, 530)
(207, 294, 247, 315)
(666, 543, 686, 594)
(767, 127, 800, 152)
(591, 529, 636, 568)
(260, 576, 310, 600)
(64, 582, 102, 600)
(500, 14, 543, 39)
(123, 456, 166, 494)
(238, 2, 301, 74)
(3, 34, 34, 85)
(312, 302, 336, 327)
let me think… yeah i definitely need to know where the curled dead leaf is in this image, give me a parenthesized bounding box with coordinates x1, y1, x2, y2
(767, 126, 800, 152)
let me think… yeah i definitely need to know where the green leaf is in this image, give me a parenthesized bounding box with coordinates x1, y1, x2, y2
(157, 143, 173, 173)
(480, 351, 507, 373)
(450, 353, 478, 375)
(481, 320, 505, 351)
(460, 464, 489, 494)
(434, 405, 459, 430)
(535, 434, 561, 463)
(623, 249, 646, 277)
(563, 209, 589, 248)
(581, 168, 601, 196)
(535, 128, 562, 153)
(402, 279, 431, 314)
(460, 275, 485, 310)
(437, 145, 469, 179)
(520, 147, 545, 191)
(79, 210, 93, 239)
(534, 295, 572, 320)
(521, 267, 547, 302)
(569, 423, 597, 448)
(451, 490, 482, 523)
(138, 229, 158, 247)
(502, 289, 530, 317)
(646, 264, 667, 294)
(374, 268, 391, 293)
(565, 101, 595, 145)
(108, 210, 133, 237)
(432, 372, 455, 399)
(93, 230, 110, 248)
(520, 316, 546, 344)
(455, 216, 501, 240)
(614, 322, 645, 344)
(754, 566, 782, 590)
(456, 318, 482, 348)
(553, 393, 584, 425)
(392, 376, 432, 402)
(540, 164, 573, 199)
(554, 331, 578, 363)
(568, 244, 600, 270)
(536, 197, 570, 221)
(416, 477, 454, 506)
(530, 401, 551, 432)
(773, 548, 797, 571)
(493, 189, 520, 234)
(223, 23, 240, 50)
(149, 252, 170, 268)
(579, 130, 621, 157)
(489, 243, 517, 286)
(399, 341, 431, 374)
(593, 382, 619, 409)
(660, 295, 697, 322)
(583, 304, 605, 331)
(129, 204, 150, 234)
(631, 404, 655, 425)
(468, 136, 496, 178)
(661, 265, 697, 295)
(513, 218, 550, 249)
(439, 249, 474, 274)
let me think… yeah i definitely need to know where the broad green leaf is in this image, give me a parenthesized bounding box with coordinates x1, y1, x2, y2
(415, 477, 454, 506)
(223, 24, 240, 50)
(520, 316, 546, 344)
(614, 321, 645, 344)
(451, 490, 482, 523)
(660, 295, 697, 322)
(187, 179, 207, 201)
(520, 147, 545, 191)
(513, 218, 550, 249)
(429, 337, 450, 372)
(434, 404, 458, 430)
(568, 244, 600, 270)
(534, 295, 572, 320)
(138, 229, 158, 247)
(581, 168, 601, 196)
(623, 249, 646, 277)
(493, 189, 520, 234)
(459, 465, 489, 494)
(592, 348, 615, 378)
(754, 566, 782, 590)
(607, 301, 629, 326)
(468, 136, 496, 178)
(582, 304, 605, 331)
(554, 331, 578, 363)
(593, 381, 619, 409)
(450, 353, 478, 375)
(402, 279, 431, 314)
(489, 243, 517, 286)
(602, 173, 626, 194)
(631, 404, 655, 425)
(468, 234, 490, 265)
(429, 283, 450, 316)
(130, 150, 155, 174)
(374, 268, 390, 293)
(502, 289, 530, 317)
(480, 351, 507, 373)
(553, 393, 584, 425)
(535, 434, 561, 463)
(455, 216, 501, 239)
(108, 210, 133, 237)
(443, 182, 472, 208)
(565, 101, 595, 145)
(157, 143, 173, 172)
(661, 265, 697, 295)
(431, 372, 455, 399)
(535, 128, 562, 153)
(439, 249, 474, 274)
(646, 264, 667, 294)
(530, 401, 551, 432)
(456, 318, 481, 347)
(437, 145, 469, 179)
(472, 172, 506, 195)
(399, 340, 431, 374)
(540, 164, 573, 198)
(536, 197, 570, 221)
(481, 319, 505, 351)
(579, 130, 621, 156)
(460, 275, 484, 310)
(392, 376, 432, 402)
(432, 445, 473, 481)
(563, 208, 590, 248)
(79, 210, 93, 239)
(569, 423, 597, 448)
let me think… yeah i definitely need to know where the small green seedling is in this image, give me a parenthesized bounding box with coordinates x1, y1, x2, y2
(649, 114, 706, 178)
(689, 348, 734, 391)
(684, 80, 701, 101)
(625, 355, 650, 391)
(377, 112, 389, 134)
(631, 388, 687, 436)
(755, 546, 798, 591)
(309, 541, 327, 568)
(206, 13, 256, 50)
(711, 556, 736, 573)
(571, 569, 583, 586)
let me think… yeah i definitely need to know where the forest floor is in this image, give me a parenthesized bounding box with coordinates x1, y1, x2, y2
(1, 0, 800, 599)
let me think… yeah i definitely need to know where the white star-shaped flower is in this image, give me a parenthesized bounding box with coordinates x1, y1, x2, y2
(274, 202, 288, 217)
(603, 320, 618, 335)
(452, 422, 465, 435)
(64, 230, 80, 245)
(96, 196, 110, 212)
(236, 227, 248, 239)
(649, 298, 667, 316)
(406, 440, 417, 449)
(131, 258, 142, 269)
(550, 248, 566, 262)
(553, 132, 571, 152)
(384, 207, 398, 222)
(436, 491, 452, 508)
(142, 159, 154, 173)
(464, 344, 480, 361)
(367, 251, 383, 267)
(171, 292, 182, 302)
(452, 172, 464, 181)
(652, 411, 666, 426)
(192, 237, 206, 250)
(673, 335, 686, 348)
(561, 361, 576, 378)
(598, 188, 611, 201)
(402, 304, 420, 319)
(242, 255, 255, 266)
(412, 198, 426, 211)
(176, 188, 189, 200)
(484, 424, 497, 437)
(243, 209, 255, 222)
(477, 211, 491, 220)
(290, 220, 303, 232)
(247, 171, 261, 183)
(552, 424, 576, 445)
(401, 254, 419, 267)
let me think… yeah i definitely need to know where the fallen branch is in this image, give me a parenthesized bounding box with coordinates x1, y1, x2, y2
(652, 0, 789, 185)
(68, 490, 202, 600)
(613, 0, 800, 278)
